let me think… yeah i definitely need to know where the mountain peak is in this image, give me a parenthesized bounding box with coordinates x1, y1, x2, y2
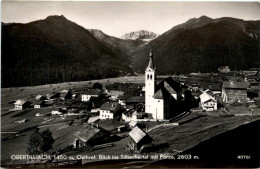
(121, 30, 158, 40)
(45, 15, 67, 21)
(198, 15, 212, 20)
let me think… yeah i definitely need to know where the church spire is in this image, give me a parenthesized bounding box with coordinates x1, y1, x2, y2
(147, 50, 155, 70)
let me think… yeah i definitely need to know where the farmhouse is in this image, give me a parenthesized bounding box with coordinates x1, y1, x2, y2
(100, 102, 121, 120)
(14, 100, 30, 110)
(108, 90, 125, 101)
(60, 89, 71, 100)
(128, 126, 151, 150)
(145, 51, 184, 120)
(81, 89, 102, 102)
(222, 80, 248, 103)
(34, 100, 45, 109)
(74, 124, 110, 148)
(199, 92, 218, 111)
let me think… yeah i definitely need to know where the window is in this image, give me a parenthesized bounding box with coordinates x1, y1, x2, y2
(147, 74, 149, 80)
(150, 74, 152, 80)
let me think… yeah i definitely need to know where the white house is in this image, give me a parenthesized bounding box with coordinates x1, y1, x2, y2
(14, 100, 30, 110)
(81, 89, 102, 102)
(145, 50, 183, 120)
(199, 92, 218, 111)
(52, 108, 64, 115)
(100, 102, 121, 120)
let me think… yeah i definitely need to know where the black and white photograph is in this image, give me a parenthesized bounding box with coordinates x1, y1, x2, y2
(1, 1, 260, 168)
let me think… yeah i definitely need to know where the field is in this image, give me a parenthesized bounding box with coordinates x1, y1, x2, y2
(1, 75, 260, 167)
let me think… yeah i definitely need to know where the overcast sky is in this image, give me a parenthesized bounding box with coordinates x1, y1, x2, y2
(2, 1, 260, 37)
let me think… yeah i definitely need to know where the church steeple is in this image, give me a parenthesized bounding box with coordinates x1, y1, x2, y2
(147, 50, 155, 70)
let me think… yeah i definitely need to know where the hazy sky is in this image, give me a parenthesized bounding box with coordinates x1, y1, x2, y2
(2, 1, 260, 37)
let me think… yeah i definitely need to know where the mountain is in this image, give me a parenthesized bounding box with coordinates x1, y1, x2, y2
(88, 29, 145, 55)
(121, 30, 158, 41)
(132, 16, 260, 74)
(2, 15, 132, 87)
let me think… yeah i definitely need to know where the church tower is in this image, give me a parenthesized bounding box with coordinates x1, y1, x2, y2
(145, 50, 156, 114)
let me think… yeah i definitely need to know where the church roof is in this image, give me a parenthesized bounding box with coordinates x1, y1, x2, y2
(153, 77, 182, 100)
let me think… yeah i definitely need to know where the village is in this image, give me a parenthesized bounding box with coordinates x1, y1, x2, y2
(1, 52, 260, 167)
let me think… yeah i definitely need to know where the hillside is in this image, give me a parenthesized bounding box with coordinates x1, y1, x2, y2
(2, 15, 132, 87)
(132, 16, 260, 74)
(88, 29, 145, 55)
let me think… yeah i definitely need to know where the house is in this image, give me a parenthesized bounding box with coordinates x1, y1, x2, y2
(81, 89, 102, 102)
(60, 89, 71, 100)
(108, 90, 125, 101)
(118, 95, 126, 106)
(145, 50, 185, 120)
(199, 92, 218, 111)
(52, 108, 64, 115)
(47, 92, 60, 99)
(73, 124, 111, 148)
(14, 100, 30, 110)
(34, 100, 45, 109)
(100, 102, 121, 120)
(35, 95, 46, 101)
(128, 126, 152, 150)
(222, 80, 249, 103)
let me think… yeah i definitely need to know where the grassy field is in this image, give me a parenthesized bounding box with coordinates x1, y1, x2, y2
(2, 75, 260, 167)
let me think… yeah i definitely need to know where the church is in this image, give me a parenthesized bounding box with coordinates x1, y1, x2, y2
(145, 51, 184, 120)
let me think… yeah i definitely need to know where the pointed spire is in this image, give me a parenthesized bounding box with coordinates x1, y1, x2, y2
(147, 50, 155, 70)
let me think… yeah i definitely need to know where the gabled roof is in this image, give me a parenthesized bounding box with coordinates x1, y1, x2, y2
(14, 100, 28, 106)
(34, 100, 44, 105)
(200, 92, 216, 103)
(129, 126, 147, 144)
(82, 89, 102, 95)
(74, 125, 103, 143)
(153, 89, 163, 99)
(100, 102, 120, 112)
(153, 77, 182, 99)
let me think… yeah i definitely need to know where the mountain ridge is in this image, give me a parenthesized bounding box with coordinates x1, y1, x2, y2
(2, 15, 132, 87)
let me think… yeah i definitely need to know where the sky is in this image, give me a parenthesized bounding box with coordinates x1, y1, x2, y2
(1, 1, 260, 38)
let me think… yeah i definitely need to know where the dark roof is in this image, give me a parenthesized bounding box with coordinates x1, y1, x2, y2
(222, 81, 248, 89)
(82, 89, 102, 95)
(74, 125, 107, 143)
(153, 77, 182, 99)
(125, 96, 145, 103)
(34, 100, 44, 105)
(100, 102, 120, 111)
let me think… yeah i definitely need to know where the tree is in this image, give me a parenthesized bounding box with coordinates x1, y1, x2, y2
(27, 129, 42, 155)
(27, 129, 54, 155)
(92, 82, 102, 90)
(40, 129, 55, 153)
